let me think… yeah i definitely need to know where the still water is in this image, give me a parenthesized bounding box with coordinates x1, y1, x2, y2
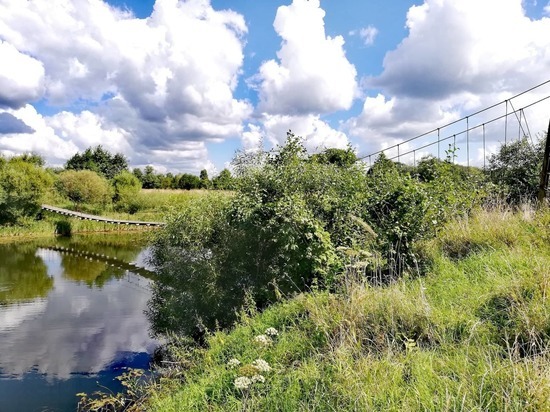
(0, 234, 159, 412)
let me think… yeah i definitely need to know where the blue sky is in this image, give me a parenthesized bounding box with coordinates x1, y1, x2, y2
(1, 0, 550, 174)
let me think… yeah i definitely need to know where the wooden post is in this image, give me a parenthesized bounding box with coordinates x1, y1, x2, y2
(538, 118, 550, 203)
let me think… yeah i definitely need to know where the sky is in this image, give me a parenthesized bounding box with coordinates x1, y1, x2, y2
(1, 0, 550, 174)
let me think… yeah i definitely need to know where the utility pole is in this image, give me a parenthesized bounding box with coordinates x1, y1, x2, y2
(538, 119, 550, 203)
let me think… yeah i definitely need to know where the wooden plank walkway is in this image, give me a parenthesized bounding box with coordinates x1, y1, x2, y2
(41, 204, 166, 227)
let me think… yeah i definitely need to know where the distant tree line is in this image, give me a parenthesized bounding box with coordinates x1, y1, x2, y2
(131, 166, 234, 191)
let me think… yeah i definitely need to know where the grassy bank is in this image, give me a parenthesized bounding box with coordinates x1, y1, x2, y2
(141, 206, 550, 411)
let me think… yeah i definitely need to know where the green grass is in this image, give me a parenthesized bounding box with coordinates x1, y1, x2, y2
(144, 206, 550, 412)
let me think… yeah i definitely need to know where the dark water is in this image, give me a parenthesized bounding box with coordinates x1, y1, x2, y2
(0, 235, 159, 412)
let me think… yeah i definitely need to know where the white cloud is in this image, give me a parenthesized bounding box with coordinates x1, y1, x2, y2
(372, 0, 550, 98)
(350, 26, 379, 46)
(545, 1, 550, 15)
(251, 114, 349, 153)
(252, 0, 357, 115)
(0, 105, 79, 164)
(0, 0, 251, 172)
(349, 0, 550, 164)
(0, 41, 45, 109)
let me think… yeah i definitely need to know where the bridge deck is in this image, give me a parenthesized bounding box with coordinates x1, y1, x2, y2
(41, 204, 166, 227)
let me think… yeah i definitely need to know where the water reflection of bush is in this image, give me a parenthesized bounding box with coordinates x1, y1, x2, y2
(0, 243, 53, 303)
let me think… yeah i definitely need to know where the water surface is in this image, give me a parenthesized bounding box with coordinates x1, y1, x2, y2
(0, 234, 158, 412)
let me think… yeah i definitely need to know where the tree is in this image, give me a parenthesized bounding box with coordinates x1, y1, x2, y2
(310, 147, 357, 167)
(132, 167, 144, 182)
(10, 152, 45, 167)
(0, 160, 53, 225)
(65, 145, 128, 180)
(142, 166, 161, 189)
(178, 173, 201, 190)
(486, 137, 545, 204)
(56, 170, 111, 207)
(199, 169, 211, 189)
(212, 168, 234, 190)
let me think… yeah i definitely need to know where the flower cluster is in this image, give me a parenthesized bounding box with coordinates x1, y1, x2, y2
(251, 374, 265, 384)
(265, 327, 278, 337)
(227, 358, 241, 368)
(234, 376, 252, 390)
(230, 327, 278, 391)
(252, 358, 271, 373)
(254, 334, 272, 347)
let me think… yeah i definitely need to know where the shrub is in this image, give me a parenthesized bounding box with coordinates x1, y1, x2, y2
(112, 170, 142, 211)
(56, 170, 111, 208)
(0, 159, 53, 225)
(486, 137, 545, 204)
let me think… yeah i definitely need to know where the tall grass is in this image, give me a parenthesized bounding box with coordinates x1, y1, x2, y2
(142, 206, 550, 412)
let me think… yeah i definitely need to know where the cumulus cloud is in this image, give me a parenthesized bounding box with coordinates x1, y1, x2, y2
(349, 0, 550, 163)
(0, 0, 251, 172)
(0, 41, 45, 109)
(544, 1, 550, 15)
(252, 0, 357, 115)
(245, 114, 349, 154)
(371, 0, 550, 98)
(0, 106, 79, 163)
(0, 112, 35, 134)
(350, 26, 379, 46)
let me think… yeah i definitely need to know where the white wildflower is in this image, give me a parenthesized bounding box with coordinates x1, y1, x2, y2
(251, 374, 266, 384)
(234, 376, 252, 390)
(252, 358, 271, 373)
(265, 327, 279, 337)
(227, 358, 241, 368)
(254, 334, 272, 346)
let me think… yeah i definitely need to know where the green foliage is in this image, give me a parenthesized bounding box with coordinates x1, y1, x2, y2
(54, 220, 72, 236)
(56, 170, 111, 207)
(150, 133, 373, 336)
(486, 137, 545, 204)
(65, 145, 128, 180)
(149, 133, 490, 336)
(178, 173, 201, 190)
(199, 169, 211, 189)
(9, 152, 45, 167)
(212, 168, 234, 190)
(112, 170, 142, 212)
(0, 160, 53, 225)
(310, 146, 357, 167)
(142, 165, 161, 189)
(361, 154, 486, 277)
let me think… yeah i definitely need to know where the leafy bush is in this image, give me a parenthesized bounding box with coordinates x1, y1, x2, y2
(112, 170, 142, 212)
(56, 170, 111, 208)
(149, 134, 488, 337)
(0, 159, 53, 225)
(486, 137, 545, 204)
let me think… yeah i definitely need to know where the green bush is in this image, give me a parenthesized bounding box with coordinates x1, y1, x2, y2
(56, 170, 111, 208)
(0, 159, 53, 225)
(486, 137, 545, 204)
(112, 170, 142, 211)
(149, 134, 488, 337)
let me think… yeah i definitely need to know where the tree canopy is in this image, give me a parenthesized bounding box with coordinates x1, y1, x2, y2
(65, 145, 128, 180)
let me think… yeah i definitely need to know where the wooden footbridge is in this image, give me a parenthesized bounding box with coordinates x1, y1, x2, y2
(41, 204, 166, 227)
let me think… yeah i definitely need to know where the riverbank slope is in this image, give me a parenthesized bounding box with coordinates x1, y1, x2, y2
(145, 207, 550, 411)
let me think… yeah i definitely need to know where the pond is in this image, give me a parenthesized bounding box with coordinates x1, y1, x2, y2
(0, 234, 159, 412)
